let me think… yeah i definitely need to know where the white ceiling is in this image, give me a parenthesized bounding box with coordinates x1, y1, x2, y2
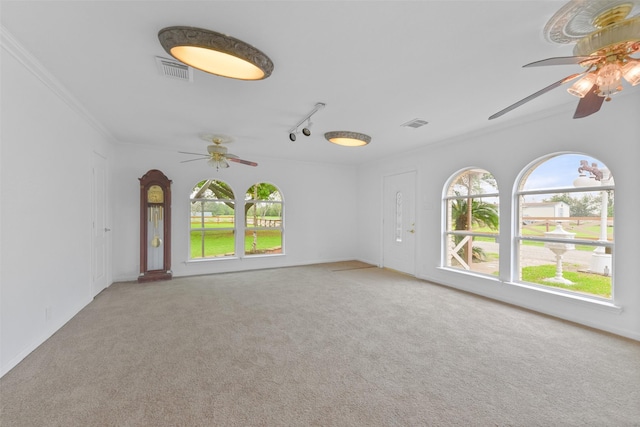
(2, 1, 636, 165)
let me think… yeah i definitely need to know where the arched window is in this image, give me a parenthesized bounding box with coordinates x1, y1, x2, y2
(443, 169, 500, 275)
(516, 154, 614, 300)
(244, 183, 283, 256)
(190, 180, 235, 259)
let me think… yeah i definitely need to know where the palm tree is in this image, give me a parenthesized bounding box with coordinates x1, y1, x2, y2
(451, 195, 499, 261)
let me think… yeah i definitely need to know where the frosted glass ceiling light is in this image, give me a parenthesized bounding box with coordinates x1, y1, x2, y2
(324, 131, 371, 147)
(208, 157, 229, 170)
(567, 73, 597, 98)
(158, 26, 273, 80)
(596, 62, 624, 100)
(622, 59, 640, 85)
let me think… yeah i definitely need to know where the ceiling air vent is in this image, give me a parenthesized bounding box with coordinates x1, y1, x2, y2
(155, 56, 193, 82)
(401, 118, 429, 128)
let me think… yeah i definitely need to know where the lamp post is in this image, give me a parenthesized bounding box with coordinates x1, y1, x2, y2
(573, 161, 613, 276)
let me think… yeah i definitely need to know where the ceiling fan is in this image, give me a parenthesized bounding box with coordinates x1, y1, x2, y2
(179, 134, 258, 170)
(489, 1, 640, 120)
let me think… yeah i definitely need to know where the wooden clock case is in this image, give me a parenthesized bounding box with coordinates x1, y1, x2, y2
(139, 169, 172, 282)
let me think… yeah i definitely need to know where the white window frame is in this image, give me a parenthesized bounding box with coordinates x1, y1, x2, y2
(442, 169, 499, 275)
(514, 156, 615, 301)
(189, 180, 236, 260)
(244, 184, 284, 257)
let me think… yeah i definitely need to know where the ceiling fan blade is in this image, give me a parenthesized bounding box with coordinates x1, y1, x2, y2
(229, 158, 258, 167)
(179, 151, 209, 157)
(488, 73, 583, 120)
(523, 56, 602, 67)
(573, 86, 605, 119)
(180, 157, 209, 163)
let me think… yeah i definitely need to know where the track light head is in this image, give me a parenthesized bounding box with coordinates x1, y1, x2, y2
(302, 119, 312, 136)
(289, 132, 296, 142)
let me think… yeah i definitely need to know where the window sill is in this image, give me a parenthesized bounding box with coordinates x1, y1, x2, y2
(435, 267, 622, 314)
(185, 256, 240, 264)
(244, 252, 285, 259)
(507, 280, 623, 314)
(437, 266, 501, 281)
(184, 252, 285, 264)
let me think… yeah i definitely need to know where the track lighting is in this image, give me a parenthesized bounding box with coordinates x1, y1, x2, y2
(302, 119, 312, 136)
(288, 102, 325, 141)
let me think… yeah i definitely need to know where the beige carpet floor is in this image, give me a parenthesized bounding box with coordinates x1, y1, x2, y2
(1, 261, 639, 426)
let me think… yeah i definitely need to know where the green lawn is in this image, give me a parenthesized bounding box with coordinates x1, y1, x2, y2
(476, 260, 611, 299)
(190, 229, 282, 258)
(244, 230, 282, 255)
(521, 264, 611, 298)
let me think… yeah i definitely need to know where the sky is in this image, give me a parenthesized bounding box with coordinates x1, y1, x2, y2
(522, 154, 609, 191)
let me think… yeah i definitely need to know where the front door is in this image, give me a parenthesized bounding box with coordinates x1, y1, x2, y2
(383, 171, 416, 275)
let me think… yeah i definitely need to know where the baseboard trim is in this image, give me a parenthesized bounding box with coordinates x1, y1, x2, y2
(1, 297, 92, 378)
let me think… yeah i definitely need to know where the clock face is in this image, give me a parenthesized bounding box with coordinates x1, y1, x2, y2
(147, 185, 164, 203)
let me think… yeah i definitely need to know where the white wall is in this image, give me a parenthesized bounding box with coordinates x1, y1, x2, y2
(111, 143, 358, 281)
(357, 92, 640, 340)
(1, 31, 114, 375)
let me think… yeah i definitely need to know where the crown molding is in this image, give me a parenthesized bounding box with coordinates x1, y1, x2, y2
(1, 25, 116, 143)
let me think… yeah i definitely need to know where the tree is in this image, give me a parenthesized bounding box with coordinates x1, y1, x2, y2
(245, 183, 280, 253)
(450, 194, 499, 261)
(452, 172, 497, 196)
(545, 193, 599, 217)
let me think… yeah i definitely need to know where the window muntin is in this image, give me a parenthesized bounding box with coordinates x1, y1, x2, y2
(244, 183, 283, 256)
(444, 169, 500, 275)
(190, 180, 236, 259)
(516, 154, 614, 300)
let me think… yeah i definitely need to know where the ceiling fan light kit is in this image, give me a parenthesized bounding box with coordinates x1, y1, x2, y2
(179, 134, 258, 170)
(324, 131, 371, 147)
(158, 26, 274, 80)
(621, 58, 640, 84)
(490, 0, 640, 120)
(567, 73, 598, 97)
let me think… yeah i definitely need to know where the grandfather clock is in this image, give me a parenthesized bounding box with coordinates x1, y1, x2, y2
(139, 169, 172, 282)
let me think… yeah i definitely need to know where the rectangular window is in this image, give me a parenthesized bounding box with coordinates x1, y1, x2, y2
(443, 169, 499, 276)
(245, 201, 283, 256)
(516, 186, 613, 300)
(445, 194, 500, 275)
(190, 199, 235, 258)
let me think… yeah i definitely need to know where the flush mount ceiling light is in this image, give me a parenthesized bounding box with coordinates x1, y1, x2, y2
(324, 131, 371, 147)
(158, 26, 274, 80)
